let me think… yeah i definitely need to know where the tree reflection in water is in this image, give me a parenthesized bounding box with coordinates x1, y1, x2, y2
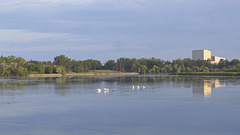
(0, 75, 238, 97)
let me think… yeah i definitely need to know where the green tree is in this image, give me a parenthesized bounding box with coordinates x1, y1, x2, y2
(71, 60, 84, 73)
(16, 57, 27, 66)
(36, 65, 45, 74)
(202, 67, 209, 72)
(45, 66, 53, 74)
(104, 60, 116, 70)
(28, 63, 37, 72)
(53, 55, 72, 72)
(53, 66, 66, 75)
(152, 65, 160, 73)
(11, 66, 28, 76)
(140, 65, 148, 74)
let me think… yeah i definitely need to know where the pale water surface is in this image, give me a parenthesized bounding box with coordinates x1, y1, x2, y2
(0, 75, 240, 135)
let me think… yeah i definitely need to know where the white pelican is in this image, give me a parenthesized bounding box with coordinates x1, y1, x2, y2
(104, 88, 110, 94)
(132, 86, 135, 89)
(137, 86, 140, 89)
(97, 89, 102, 93)
(104, 88, 109, 92)
(142, 86, 145, 89)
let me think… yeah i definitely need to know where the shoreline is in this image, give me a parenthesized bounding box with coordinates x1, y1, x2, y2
(21, 72, 240, 78)
(172, 72, 240, 76)
(65, 72, 139, 76)
(28, 74, 63, 77)
(28, 72, 139, 77)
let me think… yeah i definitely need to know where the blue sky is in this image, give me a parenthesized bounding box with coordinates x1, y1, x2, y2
(0, 0, 239, 62)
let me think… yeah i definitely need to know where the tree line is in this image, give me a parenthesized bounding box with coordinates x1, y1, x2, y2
(0, 55, 239, 76)
(113, 57, 240, 74)
(0, 55, 103, 76)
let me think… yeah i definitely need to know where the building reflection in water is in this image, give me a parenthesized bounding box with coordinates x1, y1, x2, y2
(192, 79, 226, 98)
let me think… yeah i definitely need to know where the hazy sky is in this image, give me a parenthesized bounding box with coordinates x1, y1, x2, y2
(0, 0, 239, 62)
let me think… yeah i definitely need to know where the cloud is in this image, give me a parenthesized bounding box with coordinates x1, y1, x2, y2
(0, 28, 145, 55)
(20, 44, 116, 52)
(0, 0, 148, 13)
(0, 0, 94, 6)
(0, 0, 146, 9)
(0, 29, 121, 53)
(0, 0, 239, 61)
(0, 0, 90, 12)
(0, 29, 70, 43)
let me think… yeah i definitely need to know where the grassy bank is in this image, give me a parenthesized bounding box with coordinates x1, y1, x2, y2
(28, 74, 63, 77)
(66, 70, 139, 76)
(172, 72, 240, 76)
(26, 70, 139, 77)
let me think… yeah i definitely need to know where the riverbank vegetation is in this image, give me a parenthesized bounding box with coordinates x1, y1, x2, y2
(0, 55, 239, 77)
(172, 72, 240, 76)
(114, 58, 240, 74)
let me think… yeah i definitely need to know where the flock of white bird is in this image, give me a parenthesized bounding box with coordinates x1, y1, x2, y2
(132, 85, 145, 90)
(97, 88, 109, 93)
(97, 85, 146, 93)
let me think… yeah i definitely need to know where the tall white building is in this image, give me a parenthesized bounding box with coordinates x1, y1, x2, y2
(192, 49, 225, 64)
(211, 56, 226, 64)
(192, 49, 211, 61)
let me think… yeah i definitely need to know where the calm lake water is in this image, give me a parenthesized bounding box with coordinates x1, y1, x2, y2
(0, 75, 240, 135)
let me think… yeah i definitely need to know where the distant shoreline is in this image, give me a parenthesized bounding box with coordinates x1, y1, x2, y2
(22, 71, 240, 78)
(65, 72, 139, 76)
(28, 74, 63, 77)
(171, 72, 240, 76)
(28, 72, 139, 77)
